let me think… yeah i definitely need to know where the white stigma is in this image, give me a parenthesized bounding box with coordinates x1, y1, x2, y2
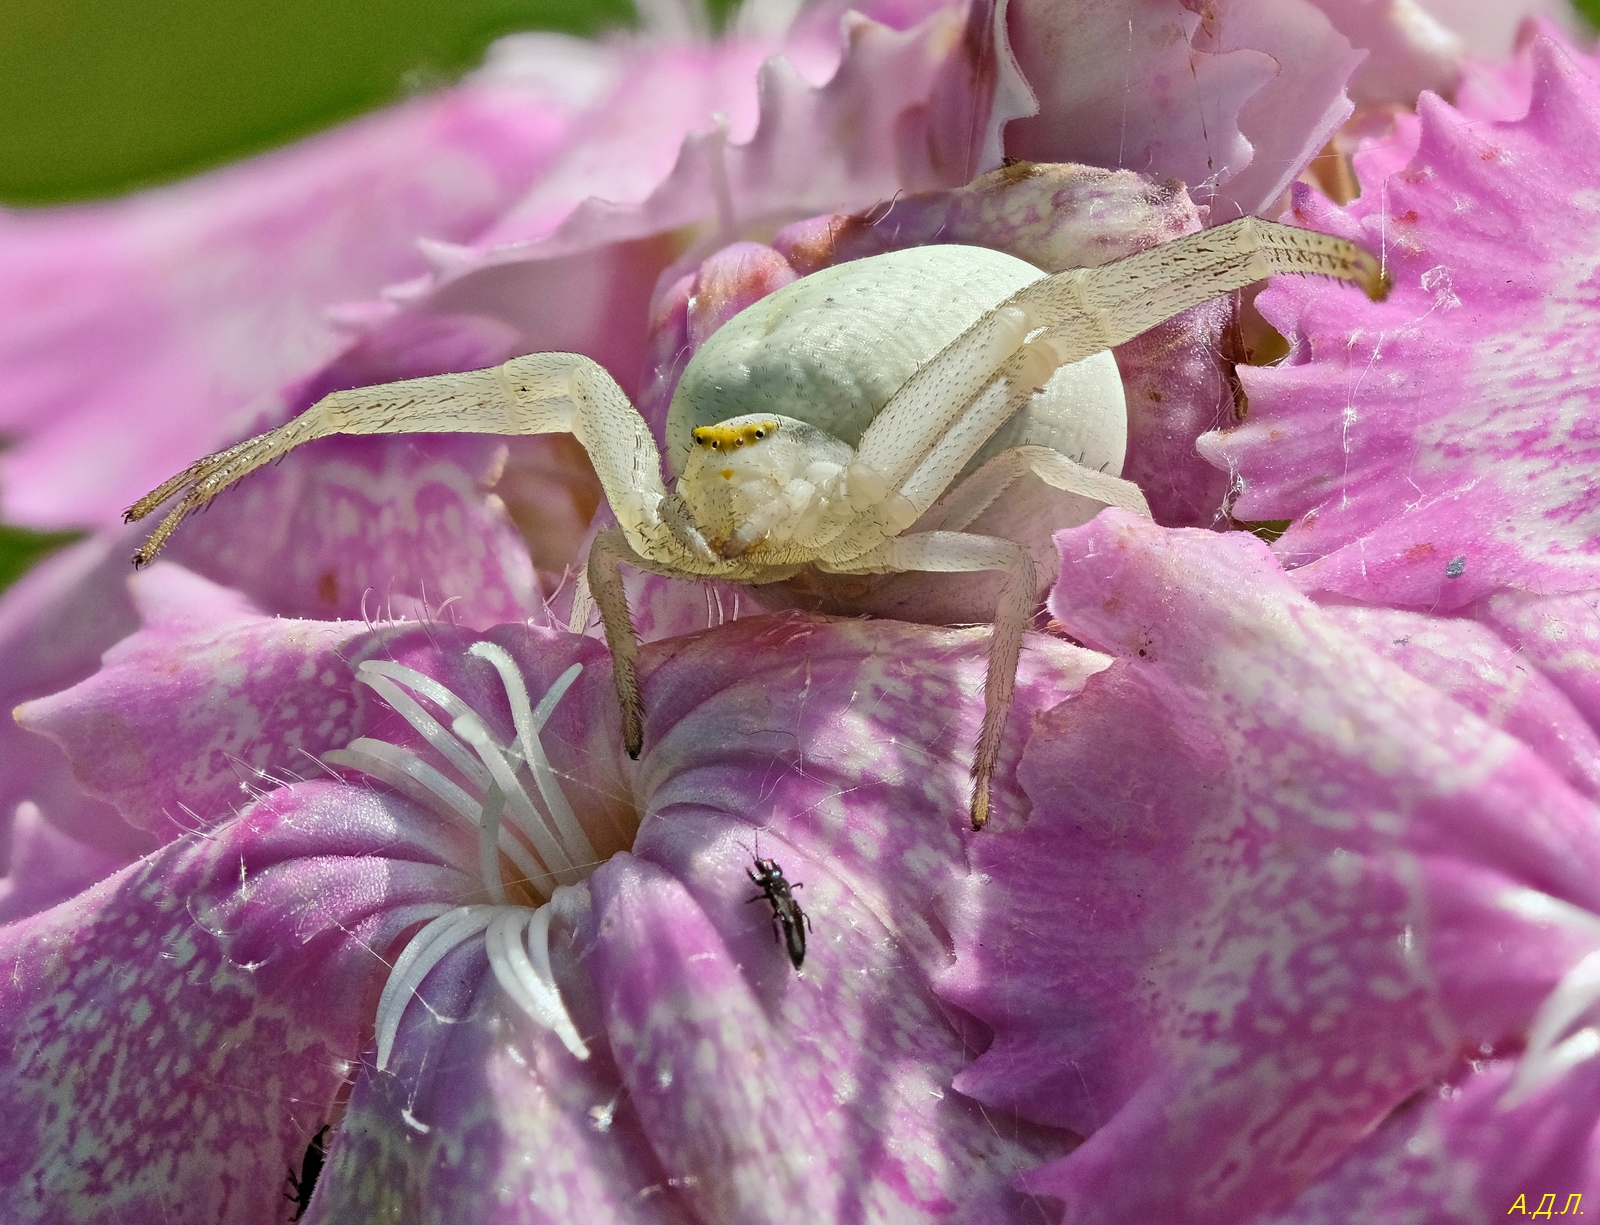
(325, 644, 593, 1065)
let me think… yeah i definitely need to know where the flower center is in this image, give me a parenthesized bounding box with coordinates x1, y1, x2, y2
(325, 642, 595, 1064)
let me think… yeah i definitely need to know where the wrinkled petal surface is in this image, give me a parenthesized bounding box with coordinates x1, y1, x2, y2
(942, 511, 1600, 1223)
(1208, 36, 1600, 610)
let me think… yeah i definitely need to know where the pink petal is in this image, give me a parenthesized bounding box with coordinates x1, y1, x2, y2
(16, 565, 372, 842)
(14, 565, 619, 848)
(1476, 589, 1600, 735)
(1322, 601, 1600, 800)
(1208, 36, 1600, 610)
(941, 511, 1600, 1223)
(161, 430, 545, 628)
(0, 84, 572, 529)
(28, 587, 1107, 1220)
(0, 802, 130, 924)
(316, 882, 692, 1223)
(1305, 0, 1462, 107)
(585, 851, 1067, 1222)
(1003, 0, 1362, 221)
(371, 6, 978, 371)
(1343, 19, 1593, 217)
(1415, 0, 1584, 58)
(1259, 1058, 1600, 1222)
(0, 779, 470, 1223)
(0, 537, 151, 862)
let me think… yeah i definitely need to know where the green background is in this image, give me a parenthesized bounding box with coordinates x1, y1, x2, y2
(0, 0, 645, 206)
(0, 0, 1594, 586)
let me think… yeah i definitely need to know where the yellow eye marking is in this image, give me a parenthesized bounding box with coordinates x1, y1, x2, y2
(692, 421, 780, 450)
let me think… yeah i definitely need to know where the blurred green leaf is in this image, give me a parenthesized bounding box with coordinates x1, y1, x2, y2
(0, 0, 639, 205)
(0, 525, 82, 592)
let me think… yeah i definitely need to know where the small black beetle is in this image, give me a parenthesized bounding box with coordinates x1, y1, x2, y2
(746, 856, 812, 970)
(285, 1124, 329, 1222)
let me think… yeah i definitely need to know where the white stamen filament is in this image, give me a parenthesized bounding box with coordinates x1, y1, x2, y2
(328, 654, 593, 1065)
(472, 642, 597, 869)
(1503, 948, 1600, 1108)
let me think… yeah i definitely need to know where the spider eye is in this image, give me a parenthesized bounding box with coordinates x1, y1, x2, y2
(753, 429, 765, 439)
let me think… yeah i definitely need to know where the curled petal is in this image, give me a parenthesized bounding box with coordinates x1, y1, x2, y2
(1305, 0, 1463, 107)
(1004, 0, 1362, 220)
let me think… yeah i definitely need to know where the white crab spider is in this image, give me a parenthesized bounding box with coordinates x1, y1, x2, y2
(127, 214, 1385, 828)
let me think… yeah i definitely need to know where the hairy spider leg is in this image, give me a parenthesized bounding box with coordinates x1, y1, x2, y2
(125, 353, 689, 571)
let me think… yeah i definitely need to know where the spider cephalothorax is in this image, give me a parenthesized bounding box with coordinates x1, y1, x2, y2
(127, 208, 1385, 829)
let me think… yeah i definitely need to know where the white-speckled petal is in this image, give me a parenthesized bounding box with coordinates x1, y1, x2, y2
(940, 511, 1600, 1223)
(1206, 34, 1600, 611)
(0, 781, 472, 1223)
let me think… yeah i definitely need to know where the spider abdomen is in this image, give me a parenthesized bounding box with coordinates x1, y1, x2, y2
(665, 244, 1127, 485)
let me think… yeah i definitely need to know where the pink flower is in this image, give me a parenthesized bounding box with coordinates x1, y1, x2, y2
(4, 1, 1600, 1222)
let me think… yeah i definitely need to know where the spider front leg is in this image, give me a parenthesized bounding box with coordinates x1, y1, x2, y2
(585, 525, 767, 759)
(1008, 214, 1387, 368)
(587, 528, 653, 758)
(125, 352, 675, 566)
(847, 215, 1385, 516)
(822, 530, 1036, 831)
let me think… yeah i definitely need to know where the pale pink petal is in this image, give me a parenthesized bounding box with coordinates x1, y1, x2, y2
(1206, 37, 1600, 610)
(941, 511, 1600, 1223)
(470, 40, 774, 249)
(1476, 589, 1600, 734)
(1305, 0, 1462, 106)
(372, 6, 976, 368)
(0, 84, 572, 529)
(1415, 0, 1584, 58)
(1003, 0, 1362, 221)
(0, 537, 149, 863)
(16, 565, 374, 842)
(162, 431, 543, 627)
